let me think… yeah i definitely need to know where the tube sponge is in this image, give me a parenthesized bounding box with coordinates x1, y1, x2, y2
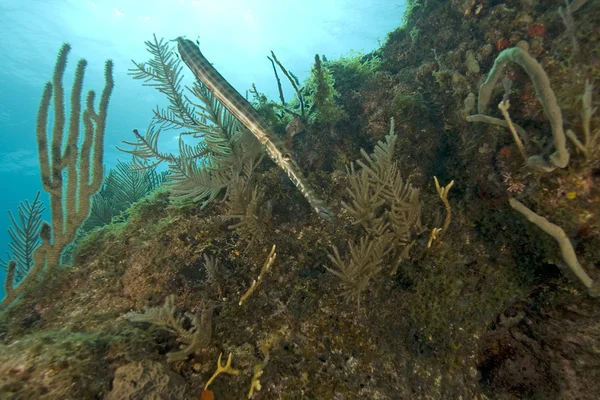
(479, 47, 569, 170)
(509, 198, 596, 296)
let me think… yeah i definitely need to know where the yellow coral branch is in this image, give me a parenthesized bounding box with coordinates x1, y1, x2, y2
(248, 365, 264, 398)
(498, 100, 528, 162)
(204, 352, 240, 390)
(427, 227, 442, 248)
(434, 176, 454, 235)
(239, 245, 277, 305)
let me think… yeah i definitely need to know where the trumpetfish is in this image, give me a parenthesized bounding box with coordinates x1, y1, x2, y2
(176, 37, 333, 219)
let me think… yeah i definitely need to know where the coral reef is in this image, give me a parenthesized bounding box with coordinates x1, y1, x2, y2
(2, 0, 600, 399)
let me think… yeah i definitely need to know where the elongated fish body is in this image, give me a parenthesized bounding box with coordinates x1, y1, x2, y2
(176, 37, 332, 219)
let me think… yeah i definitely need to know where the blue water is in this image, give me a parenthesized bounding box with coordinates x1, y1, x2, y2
(0, 0, 405, 299)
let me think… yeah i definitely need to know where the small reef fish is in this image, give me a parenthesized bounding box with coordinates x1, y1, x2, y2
(176, 37, 333, 219)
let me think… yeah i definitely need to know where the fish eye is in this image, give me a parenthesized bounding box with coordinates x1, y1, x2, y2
(282, 153, 292, 161)
(317, 207, 333, 219)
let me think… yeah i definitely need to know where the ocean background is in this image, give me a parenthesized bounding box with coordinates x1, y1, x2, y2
(0, 0, 405, 298)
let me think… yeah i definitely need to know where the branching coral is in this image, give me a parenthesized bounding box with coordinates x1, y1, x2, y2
(342, 118, 421, 244)
(430, 176, 454, 246)
(1, 43, 113, 309)
(83, 159, 166, 232)
(203, 353, 240, 391)
(239, 245, 277, 305)
(125, 295, 213, 363)
(305, 54, 347, 124)
(326, 236, 392, 307)
(224, 178, 272, 247)
(0, 192, 45, 283)
(328, 118, 421, 306)
(120, 35, 263, 209)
